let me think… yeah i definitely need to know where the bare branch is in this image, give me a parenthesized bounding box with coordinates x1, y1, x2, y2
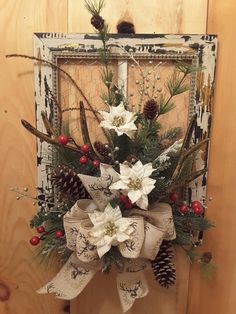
(21, 119, 80, 153)
(41, 111, 56, 136)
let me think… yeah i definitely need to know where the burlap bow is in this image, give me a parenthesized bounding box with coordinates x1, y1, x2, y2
(37, 200, 176, 312)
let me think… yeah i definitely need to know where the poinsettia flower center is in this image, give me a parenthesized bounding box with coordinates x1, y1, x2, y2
(128, 177, 142, 190)
(104, 221, 118, 236)
(112, 115, 125, 127)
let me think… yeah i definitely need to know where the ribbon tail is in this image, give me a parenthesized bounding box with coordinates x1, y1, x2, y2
(37, 253, 96, 299)
(117, 271, 149, 313)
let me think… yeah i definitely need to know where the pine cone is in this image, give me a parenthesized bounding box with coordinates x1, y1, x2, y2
(91, 15, 104, 30)
(143, 99, 158, 119)
(151, 241, 176, 288)
(117, 21, 135, 34)
(94, 141, 111, 162)
(50, 165, 91, 200)
(201, 252, 212, 264)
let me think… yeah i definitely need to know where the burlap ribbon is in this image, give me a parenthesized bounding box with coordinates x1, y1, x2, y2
(37, 200, 176, 312)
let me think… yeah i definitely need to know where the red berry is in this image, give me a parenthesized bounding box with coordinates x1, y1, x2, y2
(125, 199, 133, 210)
(119, 194, 128, 204)
(36, 226, 45, 233)
(92, 159, 100, 168)
(81, 144, 90, 154)
(58, 135, 69, 145)
(55, 230, 64, 238)
(179, 204, 189, 214)
(169, 192, 178, 202)
(193, 205, 204, 215)
(30, 236, 40, 246)
(191, 201, 202, 209)
(79, 155, 88, 164)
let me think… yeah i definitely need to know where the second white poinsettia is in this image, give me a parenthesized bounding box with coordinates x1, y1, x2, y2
(88, 204, 135, 258)
(110, 161, 156, 210)
(99, 103, 137, 138)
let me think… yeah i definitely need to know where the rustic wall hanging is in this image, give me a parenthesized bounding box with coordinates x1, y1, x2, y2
(8, 1, 217, 312)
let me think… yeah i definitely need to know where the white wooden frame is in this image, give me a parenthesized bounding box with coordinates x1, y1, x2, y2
(33, 33, 217, 209)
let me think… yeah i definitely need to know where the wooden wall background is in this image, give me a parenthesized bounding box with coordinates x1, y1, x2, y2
(0, 1, 235, 313)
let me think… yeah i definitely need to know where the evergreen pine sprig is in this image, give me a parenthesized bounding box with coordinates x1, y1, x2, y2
(166, 70, 189, 97)
(173, 208, 214, 246)
(84, 0, 105, 16)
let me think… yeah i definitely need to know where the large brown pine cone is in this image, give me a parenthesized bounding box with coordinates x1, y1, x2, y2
(151, 241, 176, 288)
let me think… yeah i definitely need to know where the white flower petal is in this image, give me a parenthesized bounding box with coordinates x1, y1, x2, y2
(110, 180, 128, 190)
(97, 243, 111, 258)
(141, 178, 156, 194)
(128, 189, 142, 203)
(136, 195, 149, 210)
(143, 163, 155, 177)
(105, 204, 122, 220)
(115, 103, 125, 114)
(120, 163, 131, 175)
(99, 110, 110, 120)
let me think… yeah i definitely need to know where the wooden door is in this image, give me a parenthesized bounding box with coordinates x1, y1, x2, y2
(188, 1, 236, 314)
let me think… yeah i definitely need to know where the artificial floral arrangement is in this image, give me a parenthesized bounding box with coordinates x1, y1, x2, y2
(9, 0, 215, 312)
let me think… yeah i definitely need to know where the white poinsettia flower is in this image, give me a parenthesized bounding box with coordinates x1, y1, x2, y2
(110, 161, 156, 210)
(99, 103, 137, 138)
(88, 204, 134, 258)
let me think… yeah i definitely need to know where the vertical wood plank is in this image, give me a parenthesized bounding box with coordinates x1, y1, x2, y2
(188, 1, 236, 314)
(68, 1, 208, 314)
(68, 0, 207, 33)
(0, 1, 68, 313)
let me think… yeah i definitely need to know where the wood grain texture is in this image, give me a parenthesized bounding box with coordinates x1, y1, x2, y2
(0, 1, 68, 313)
(68, 0, 208, 33)
(70, 247, 190, 314)
(187, 1, 236, 314)
(68, 1, 208, 314)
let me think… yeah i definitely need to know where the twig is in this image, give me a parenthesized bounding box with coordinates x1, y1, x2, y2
(181, 114, 197, 151)
(21, 119, 81, 153)
(79, 101, 105, 161)
(62, 107, 100, 114)
(41, 111, 56, 136)
(44, 80, 62, 133)
(6, 54, 109, 141)
(171, 139, 209, 181)
(158, 168, 208, 201)
(6, 53, 110, 142)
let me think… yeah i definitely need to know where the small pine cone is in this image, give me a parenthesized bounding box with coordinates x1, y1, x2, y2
(94, 141, 112, 162)
(151, 241, 176, 288)
(91, 15, 104, 30)
(201, 252, 212, 264)
(143, 99, 158, 119)
(50, 165, 91, 200)
(117, 21, 135, 34)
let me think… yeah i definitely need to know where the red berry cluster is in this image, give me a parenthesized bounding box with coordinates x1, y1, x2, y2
(178, 201, 204, 215)
(119, 194, 133, 210)
(57, 138, 100, 168)
(29, 226, 64, 246)
(169, 192, 204, 216)
(80, 144, 100, 168)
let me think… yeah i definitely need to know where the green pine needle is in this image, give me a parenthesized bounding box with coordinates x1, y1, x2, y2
(84, 0, 105, 16)
(200, 261, 216, 279)
(166, 71, 189, 97)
